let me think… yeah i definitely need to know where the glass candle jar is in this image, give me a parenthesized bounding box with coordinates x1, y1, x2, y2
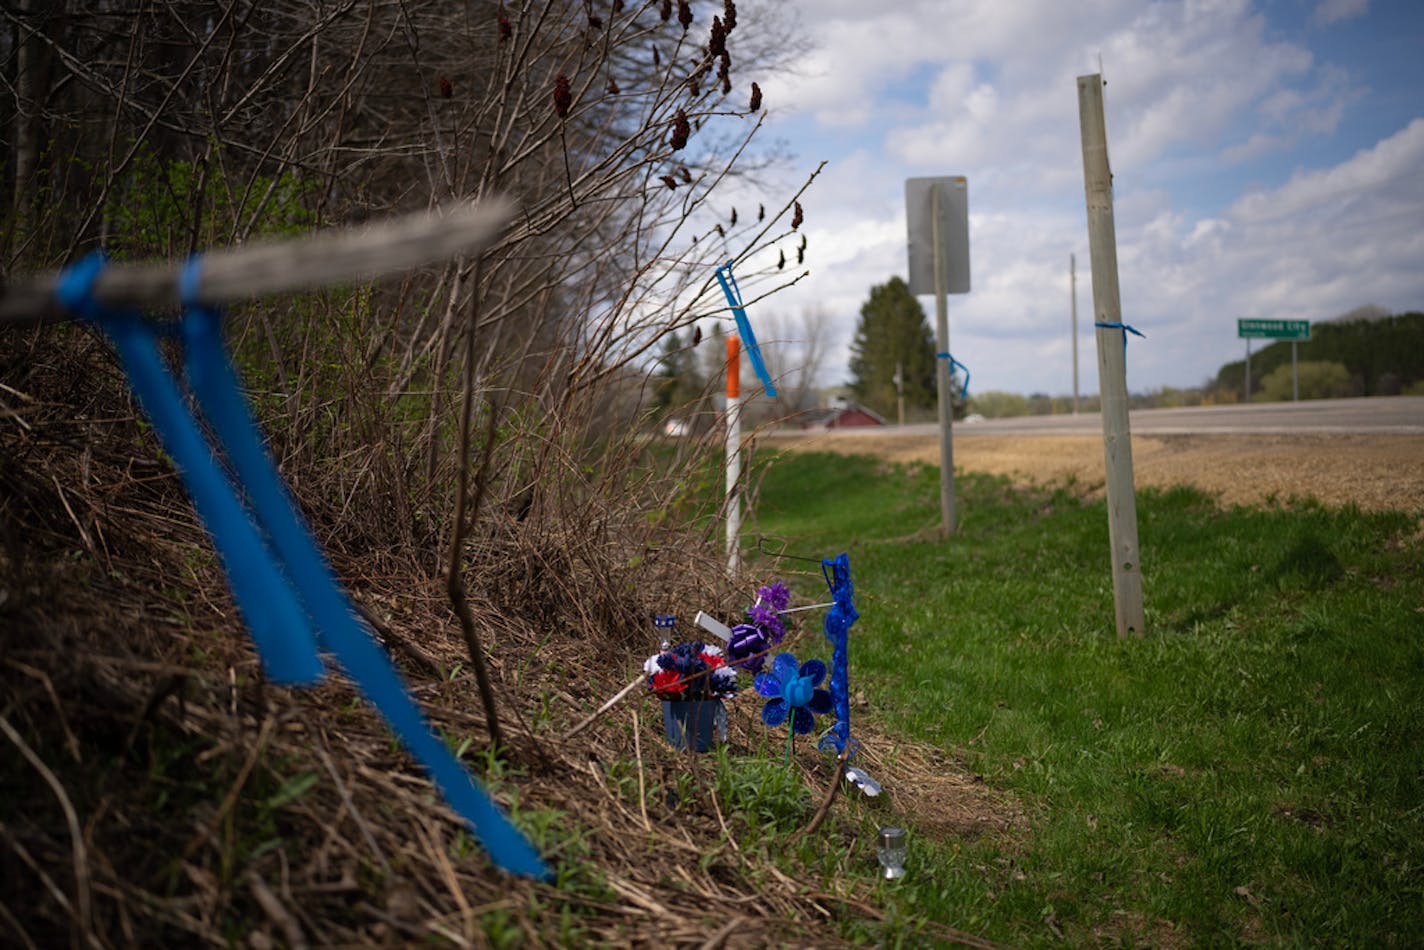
(876, 826, 907, 879)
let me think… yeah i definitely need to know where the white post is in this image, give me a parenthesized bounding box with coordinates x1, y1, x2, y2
(1071, 252, 1080, 415)
(931, 183, 957, 536)
(1078, 73, 1145, 638)
(725, 335, 742, 576)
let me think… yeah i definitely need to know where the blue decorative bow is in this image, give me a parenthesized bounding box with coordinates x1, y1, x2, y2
(817, 553, 859, 758)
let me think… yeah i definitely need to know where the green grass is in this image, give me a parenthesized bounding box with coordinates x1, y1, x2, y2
(746, 451, 1424, 946)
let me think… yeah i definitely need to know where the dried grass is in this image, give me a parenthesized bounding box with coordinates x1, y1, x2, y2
(1, 334, 1010, 947)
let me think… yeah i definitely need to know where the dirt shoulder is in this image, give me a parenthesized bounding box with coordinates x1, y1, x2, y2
(762, 430, 1424, 514)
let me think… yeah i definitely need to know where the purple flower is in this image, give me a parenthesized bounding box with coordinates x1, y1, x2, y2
(755, 653, 832, 735)
(727, 623, 771, 672)
(746, 601, 784, 642)
(758, 581, 790, 611)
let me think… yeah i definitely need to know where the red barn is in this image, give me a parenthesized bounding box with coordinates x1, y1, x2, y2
(795, 404, 886, 430)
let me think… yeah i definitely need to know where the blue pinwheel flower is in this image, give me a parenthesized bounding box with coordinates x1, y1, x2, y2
(755, 652, 833, 735)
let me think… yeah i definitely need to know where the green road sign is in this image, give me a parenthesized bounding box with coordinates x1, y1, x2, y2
(1238, 318, 1310, 340)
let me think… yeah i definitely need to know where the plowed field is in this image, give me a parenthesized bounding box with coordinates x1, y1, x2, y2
(766, 430, 1424, 514)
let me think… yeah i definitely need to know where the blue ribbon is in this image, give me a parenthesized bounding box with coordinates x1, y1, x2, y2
(57, 252, 551, 881)
(713, 261, 777, 397)
(935, 352, 971, 398)
(1094, 321, 1145, 355)
(817, 553, 858, 759)
(55, 254, 323, 687)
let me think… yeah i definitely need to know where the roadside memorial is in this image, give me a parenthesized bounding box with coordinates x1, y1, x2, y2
(644, 618, 740, 753)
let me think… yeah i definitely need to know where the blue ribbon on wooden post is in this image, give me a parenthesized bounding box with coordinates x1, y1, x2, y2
(56, 251, 551, 881)
(1094, 321, 1146, 356)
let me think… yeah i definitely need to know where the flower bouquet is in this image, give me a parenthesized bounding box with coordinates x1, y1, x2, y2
(726, 581, 791, 673)
(645, 639, 738, 752)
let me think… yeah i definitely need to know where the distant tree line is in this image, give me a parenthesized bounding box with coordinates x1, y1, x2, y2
(1214, 310, 1424, 401)
(964, 308, 1424, 419)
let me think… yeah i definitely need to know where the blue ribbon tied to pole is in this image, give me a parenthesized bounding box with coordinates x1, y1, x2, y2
(55, 251, 551, 881)
(1094, 321, 1146, 356)
(935, 352, 971, 398)
(714, 261, 777, 397)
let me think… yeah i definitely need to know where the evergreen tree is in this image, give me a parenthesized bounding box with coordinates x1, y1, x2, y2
(847, 277, 939, 417)
(654, 330, 706, 417)
(700, 321, 728, 387)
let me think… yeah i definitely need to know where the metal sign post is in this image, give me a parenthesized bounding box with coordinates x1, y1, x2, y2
(905, 176, 970, 537)
(1237, 319, 1310, 402)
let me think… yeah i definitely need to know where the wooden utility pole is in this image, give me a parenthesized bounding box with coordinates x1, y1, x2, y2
(1077, 73, 1145, 638)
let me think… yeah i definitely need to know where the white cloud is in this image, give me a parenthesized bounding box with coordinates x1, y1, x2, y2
(1229, 118, 1424, 224)
(1311, 0, 1369, 27)
(751, 1, 1421, 395)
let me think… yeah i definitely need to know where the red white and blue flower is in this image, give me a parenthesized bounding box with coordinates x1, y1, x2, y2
(645, 641, 738, 700)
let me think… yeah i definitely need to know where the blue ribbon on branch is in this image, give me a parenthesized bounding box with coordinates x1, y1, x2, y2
(935, 352, 971, 398)
(56, 252, 551, 882)
(713, 261, 777, 397)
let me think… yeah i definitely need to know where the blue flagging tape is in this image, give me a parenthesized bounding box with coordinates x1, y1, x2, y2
(56, 252, 551, 881)
(935, 352, 971, 397)
(1094, 321, 1145, 356)
(56, 253, 323, 687)
(714, 261, 777, 397)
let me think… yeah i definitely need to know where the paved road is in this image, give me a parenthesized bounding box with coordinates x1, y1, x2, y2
(855, 396, 1424, 437)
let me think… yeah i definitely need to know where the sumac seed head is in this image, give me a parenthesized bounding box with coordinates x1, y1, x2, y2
(670, 109, 690, 150)
(553, 74, 572, 117)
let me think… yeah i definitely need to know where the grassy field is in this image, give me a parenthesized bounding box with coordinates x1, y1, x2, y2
(745, 450, 1424, 946)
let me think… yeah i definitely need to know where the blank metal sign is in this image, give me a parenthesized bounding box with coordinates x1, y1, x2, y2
(905, 176, 970, 295)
